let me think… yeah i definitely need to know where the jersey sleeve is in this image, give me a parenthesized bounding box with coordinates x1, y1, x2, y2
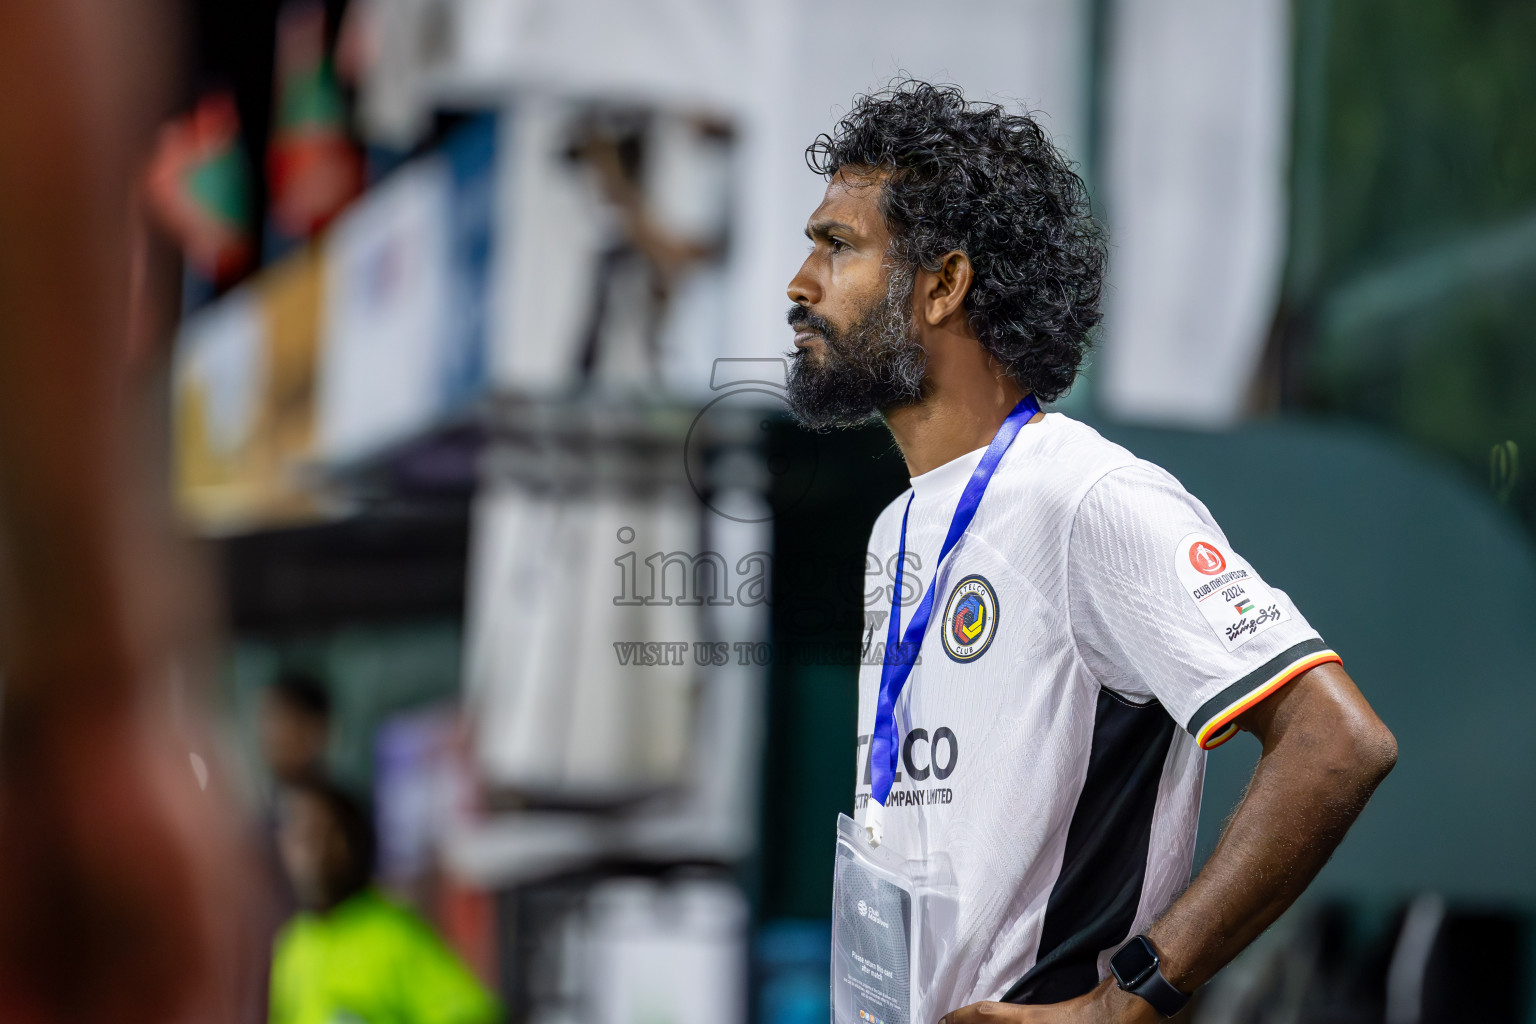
(1066, 465, 1340, 749)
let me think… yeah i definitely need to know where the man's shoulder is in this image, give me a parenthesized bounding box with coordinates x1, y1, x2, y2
(972, 416, 1208, 583)
(991, 414, 1147, 511)
(858, 415, 1186, 550)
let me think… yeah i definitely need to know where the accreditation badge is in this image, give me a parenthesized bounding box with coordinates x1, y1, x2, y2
(832, 813, 963, 1024)
(833, 813, 914, 1024)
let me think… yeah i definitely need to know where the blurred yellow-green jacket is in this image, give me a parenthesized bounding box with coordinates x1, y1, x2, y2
(270, 888, 502, 1024)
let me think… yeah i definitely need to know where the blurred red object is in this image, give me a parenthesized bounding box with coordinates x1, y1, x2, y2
(142, 91, 254, 285)
(267, 0, 363, 239)
(439, 879, 500, 990)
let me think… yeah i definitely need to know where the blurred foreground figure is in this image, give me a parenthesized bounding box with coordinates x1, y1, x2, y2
(0, 3, 247, 1022)
(271, 780, 502, 1024)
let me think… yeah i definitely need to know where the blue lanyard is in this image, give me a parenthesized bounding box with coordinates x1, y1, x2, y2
(870, 394, 1040, 809)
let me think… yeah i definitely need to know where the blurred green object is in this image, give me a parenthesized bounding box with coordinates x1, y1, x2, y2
(1285, 0, 1536, 533)
(270, 888, 502, 1024)
(1491, 439, 1520, 505)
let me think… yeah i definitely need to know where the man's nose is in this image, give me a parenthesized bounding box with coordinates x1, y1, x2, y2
(787, 259, 820, 307)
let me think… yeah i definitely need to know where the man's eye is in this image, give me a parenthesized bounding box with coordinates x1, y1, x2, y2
(830, 237, 849, 253)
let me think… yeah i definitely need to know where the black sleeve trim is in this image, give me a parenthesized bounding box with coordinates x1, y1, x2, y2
(1185, 638, 1341, 749)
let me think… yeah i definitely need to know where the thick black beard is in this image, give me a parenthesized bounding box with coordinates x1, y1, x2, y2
(783, 267, 927, 430)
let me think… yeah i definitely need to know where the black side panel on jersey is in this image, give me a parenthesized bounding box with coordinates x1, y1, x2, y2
(1000, 691, 1177, 1005)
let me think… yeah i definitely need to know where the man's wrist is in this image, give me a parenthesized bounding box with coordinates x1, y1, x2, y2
(1141, 924, 1195, 993)
(1092, 978, 1164, 1024)
(1110, 935, 1191, 1018)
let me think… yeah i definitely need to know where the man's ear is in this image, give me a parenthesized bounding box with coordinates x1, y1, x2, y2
(916, 250, 974, 328)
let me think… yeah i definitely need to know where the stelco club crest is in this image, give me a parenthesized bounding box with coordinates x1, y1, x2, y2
(942, 574, 999, 662)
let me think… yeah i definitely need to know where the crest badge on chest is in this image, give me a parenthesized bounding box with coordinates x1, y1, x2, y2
(942, 574, 999, 663)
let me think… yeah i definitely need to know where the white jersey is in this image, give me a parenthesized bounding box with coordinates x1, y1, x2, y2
(853, 413, 1338, 1008)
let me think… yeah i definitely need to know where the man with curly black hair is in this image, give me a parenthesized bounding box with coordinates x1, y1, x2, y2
(790, 81, 1396, 1024)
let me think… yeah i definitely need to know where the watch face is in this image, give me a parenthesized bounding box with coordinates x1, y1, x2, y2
(1111, 936, 1159, 989)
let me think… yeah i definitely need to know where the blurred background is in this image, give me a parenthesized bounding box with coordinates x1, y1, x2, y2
(49, 0, 1536, 1021)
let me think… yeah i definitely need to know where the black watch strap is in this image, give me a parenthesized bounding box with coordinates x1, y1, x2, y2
(1110, 935, 1190, 1018)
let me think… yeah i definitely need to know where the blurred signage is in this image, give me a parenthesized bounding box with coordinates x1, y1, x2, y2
(173, 117, 499, 531)
(173, 247, 325, 532)
(317, 155, 455, 463)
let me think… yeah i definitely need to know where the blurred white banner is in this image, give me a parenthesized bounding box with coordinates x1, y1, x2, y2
(317, 156, 453, 461)
(1096, 0, 1291, 427)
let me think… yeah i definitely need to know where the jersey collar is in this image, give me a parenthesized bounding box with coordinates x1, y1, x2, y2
(909, 412, 1054, 499)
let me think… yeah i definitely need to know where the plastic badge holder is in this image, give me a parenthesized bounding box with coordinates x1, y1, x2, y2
(833, 814, 960, 1024)
(834, 812, 915, 1024)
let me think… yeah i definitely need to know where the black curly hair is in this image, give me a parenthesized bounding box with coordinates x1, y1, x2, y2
(806, 80, 1106, 403)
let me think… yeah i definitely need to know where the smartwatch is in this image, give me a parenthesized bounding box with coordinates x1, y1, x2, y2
(1109, 935, 1189, 1018)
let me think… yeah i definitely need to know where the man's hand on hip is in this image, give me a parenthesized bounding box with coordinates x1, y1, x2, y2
(941, 978, 1163, 1024)
(943, 662, 1394, 1024)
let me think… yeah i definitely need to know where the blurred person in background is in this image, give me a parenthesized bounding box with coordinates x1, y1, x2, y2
(271, 778, 502, 1024)
(786, 81, 1397, 1023)
(250, 669, 338, 1021)
(0, 2, 251, 1023)
(261, 668, 334, 787)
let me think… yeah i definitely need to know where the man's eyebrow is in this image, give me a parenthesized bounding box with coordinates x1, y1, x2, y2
(805, 219, 858, 241)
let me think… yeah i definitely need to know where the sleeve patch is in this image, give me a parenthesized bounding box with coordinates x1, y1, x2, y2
(1173, 532, 1288, 652)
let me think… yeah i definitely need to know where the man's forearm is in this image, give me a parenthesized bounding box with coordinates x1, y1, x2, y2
(1148, 665, 1397, 992)
(938, 667, 1395, 1024)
